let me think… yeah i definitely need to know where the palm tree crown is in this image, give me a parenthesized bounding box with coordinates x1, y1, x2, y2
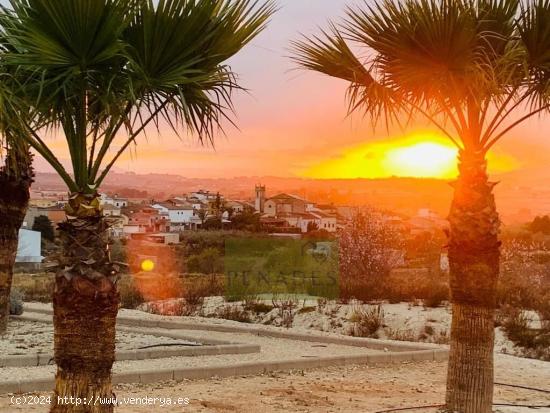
(292, 0, 550, 151)
(0, 0, 275, 195)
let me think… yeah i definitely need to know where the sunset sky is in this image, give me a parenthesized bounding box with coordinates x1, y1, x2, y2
(29, 0, 550, 180)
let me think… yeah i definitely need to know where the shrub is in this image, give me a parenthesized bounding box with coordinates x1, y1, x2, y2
(110, 239, 128, 264)
(339, 210, 404, 286)
(340, 268, 450, 305)
(500, 306, 550, 360)
(184, 276, 223, 302)
(298, 306, 316, 314)
(182, 284, 206, 308)
(172, 300, 200, 317)
(534, 292, 550, 330)
(272, 298, 298, 328)
(434, 329, 450, 344)
(32, 215, 55, 242)
(348, 305, 384, 338)
(243, 297, 273, 314)
(214, 304, 251, 323)
(9, 289, 24, 315)
(317, 298, 328, 313)
(423, 283, 449, 308)
(13, 274, 53, 302)
(386, 328, 417, 342)
(501, 307, 536, 347)
(186, 247, 223, 274)
(498, 239, 549, 310)
(119, 281, 145, 309)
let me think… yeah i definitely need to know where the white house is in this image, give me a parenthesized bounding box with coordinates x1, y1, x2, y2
(141, 232, 180, 245)
(280, 211, 337, 233)
(122, 206, 169, 236)
(100, 193, 128, 208)
(225, 200, 251, 216)
(309, 210, 337, 232)
(102, 204, 121, 217)
(152, 202, 197, 231)
(188, 190, 218, 202)
(256, 188, 338, 233)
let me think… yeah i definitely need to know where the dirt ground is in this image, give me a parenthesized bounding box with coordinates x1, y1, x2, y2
(1, 355, 548, 413)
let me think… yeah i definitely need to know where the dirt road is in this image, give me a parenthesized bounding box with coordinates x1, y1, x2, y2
(1, 354, 548, 413)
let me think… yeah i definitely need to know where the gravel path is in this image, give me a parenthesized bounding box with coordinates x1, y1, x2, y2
(0, 320, 195, 356)
(0, 326, 380, 382)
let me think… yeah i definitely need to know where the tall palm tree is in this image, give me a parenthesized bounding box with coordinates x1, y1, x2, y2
(0, 0, 274, 411)
(0, 139, 33, 333)
(292, 0, 550, 412)
(0, 43, 38, 333)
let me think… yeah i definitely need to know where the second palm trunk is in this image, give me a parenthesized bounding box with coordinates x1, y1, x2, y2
(445, 150, 500, 413)
(51, 194, 119, 413)
(0, 152, 33, 333)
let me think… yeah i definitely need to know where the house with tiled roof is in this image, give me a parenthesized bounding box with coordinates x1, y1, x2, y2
(122, 206, 169, 236)
(256, 189, 337, 233)
(263, 193, 311, 217)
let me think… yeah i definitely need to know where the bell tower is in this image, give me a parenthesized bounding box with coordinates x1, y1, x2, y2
(255, 185, 266, 213)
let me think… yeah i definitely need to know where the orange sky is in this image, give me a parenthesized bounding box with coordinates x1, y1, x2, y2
(32, 0, 550, 180)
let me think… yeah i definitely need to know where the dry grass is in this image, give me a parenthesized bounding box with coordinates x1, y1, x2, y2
(348, 305, 384, 338)
(272, 299, 298, 328)
(12, 273, 54, 303)
(340, 268, 449, 305)
(213, 304, 252, 323)
(499, 306, 550, 361)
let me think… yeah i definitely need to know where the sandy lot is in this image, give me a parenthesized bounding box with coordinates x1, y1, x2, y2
(0, 356, 548, 413)
(23, 300, 536, 358)
(138, 298, 528, 356)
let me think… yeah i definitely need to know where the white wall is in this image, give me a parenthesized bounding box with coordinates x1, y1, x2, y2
(16, 229, 42, 263)
(167, 209, 195, 224)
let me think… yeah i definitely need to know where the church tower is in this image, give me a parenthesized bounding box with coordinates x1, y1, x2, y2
(255, 185, 266, 213)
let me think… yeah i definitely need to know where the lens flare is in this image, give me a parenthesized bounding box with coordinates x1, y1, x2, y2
(140, 258, 155, 272)
(125, 238, 182, 305)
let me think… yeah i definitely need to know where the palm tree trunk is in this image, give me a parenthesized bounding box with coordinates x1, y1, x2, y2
(445, 150, 500, 413)
(50, 193, 119, 413)
(0, 151, 33, 333)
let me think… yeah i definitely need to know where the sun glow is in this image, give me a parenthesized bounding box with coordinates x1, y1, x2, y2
(384, 142, 457, 178)
(302, 132, 516, 179)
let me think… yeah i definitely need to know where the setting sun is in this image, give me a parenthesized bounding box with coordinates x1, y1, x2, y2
(384, 141, 457, 178)
(302, 132, 517, 179)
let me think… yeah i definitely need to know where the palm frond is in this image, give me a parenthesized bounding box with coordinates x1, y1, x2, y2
(291, 24, 402, 127)
(517, 0, 550, 107)
(291, 0, 550, 151)
(0, 0, 275, 193)
(291, 24, 371, 84)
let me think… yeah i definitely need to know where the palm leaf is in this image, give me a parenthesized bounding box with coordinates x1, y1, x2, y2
(0, 0, 275, 192)
(517, 0, 550, 106)
(291, 0, 550, 151)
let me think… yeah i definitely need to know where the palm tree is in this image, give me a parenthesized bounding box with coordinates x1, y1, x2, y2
(0, 0, 274, 411)
(0, 139, 33, 333)
(0, 44, 38, 333)
(292, 0, 550, 412)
